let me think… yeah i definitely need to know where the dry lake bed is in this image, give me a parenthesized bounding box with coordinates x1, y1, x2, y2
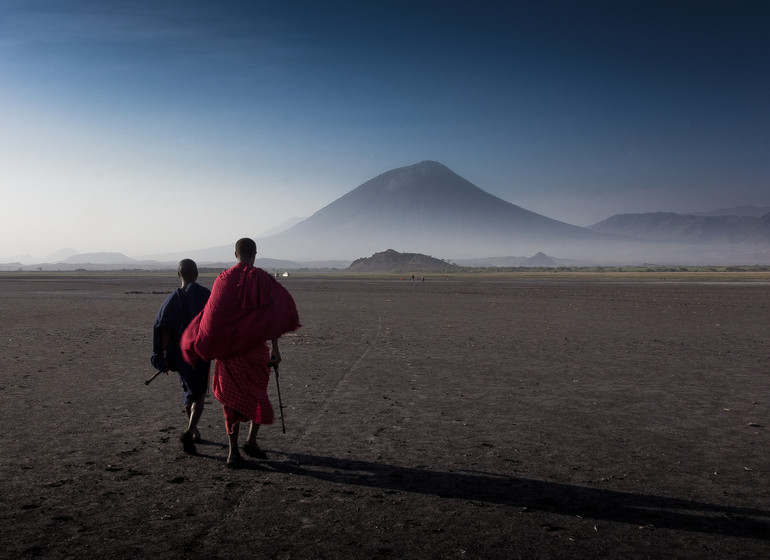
(1, 273, 769, 559)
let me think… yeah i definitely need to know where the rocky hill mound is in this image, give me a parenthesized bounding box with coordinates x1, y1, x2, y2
(524, 252, 557, 267)
(347, 249, 458, 273)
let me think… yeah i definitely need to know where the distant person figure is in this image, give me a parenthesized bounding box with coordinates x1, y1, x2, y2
(151, 259, 212, 455)
(181, 238, 300, 468)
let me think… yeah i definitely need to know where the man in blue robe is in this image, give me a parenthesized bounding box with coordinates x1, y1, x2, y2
(152, 259, 211, 455)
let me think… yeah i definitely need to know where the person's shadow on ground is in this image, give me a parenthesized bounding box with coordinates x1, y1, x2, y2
(259, 451, 769, 540)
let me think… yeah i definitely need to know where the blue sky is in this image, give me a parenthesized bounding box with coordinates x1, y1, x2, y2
(1, 0, 769, 258)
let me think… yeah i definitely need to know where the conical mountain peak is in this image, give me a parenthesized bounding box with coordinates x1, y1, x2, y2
(260, 161, 596, 260)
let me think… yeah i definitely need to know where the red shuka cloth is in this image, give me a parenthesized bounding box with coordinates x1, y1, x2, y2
(181, 263, 300, 424)
(217, 345, 272, 430)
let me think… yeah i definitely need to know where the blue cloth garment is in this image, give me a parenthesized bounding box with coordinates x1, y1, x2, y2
(152, 283, 212, 406)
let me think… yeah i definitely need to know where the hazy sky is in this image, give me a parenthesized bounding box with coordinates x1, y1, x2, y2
(1, 0, 769, 259)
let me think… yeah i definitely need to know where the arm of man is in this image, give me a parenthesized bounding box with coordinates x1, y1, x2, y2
(270, 338, 281, 365)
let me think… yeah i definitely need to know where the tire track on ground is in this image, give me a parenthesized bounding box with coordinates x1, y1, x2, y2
(197, 295, 383, 548)
(290, 297, 382, 446)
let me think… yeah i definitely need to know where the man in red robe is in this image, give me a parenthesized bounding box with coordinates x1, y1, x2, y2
(181, 238, 300, 468)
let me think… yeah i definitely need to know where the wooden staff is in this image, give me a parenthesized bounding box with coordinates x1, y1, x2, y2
(144, 370, 165, 385)
(270, 359, 286, 434)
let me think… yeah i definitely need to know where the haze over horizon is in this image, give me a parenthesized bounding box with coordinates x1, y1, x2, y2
(2, 1, 769, 259)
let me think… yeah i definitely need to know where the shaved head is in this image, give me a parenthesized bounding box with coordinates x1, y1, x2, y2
(235, 238, 257, 262)
(177, 259, 198, 282)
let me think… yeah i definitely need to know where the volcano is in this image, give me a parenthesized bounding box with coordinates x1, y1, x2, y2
(258, 161, 600, 260)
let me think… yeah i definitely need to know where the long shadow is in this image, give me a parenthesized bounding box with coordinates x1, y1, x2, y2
(191, 440, 275, 471)
(262, 451, 769, 540)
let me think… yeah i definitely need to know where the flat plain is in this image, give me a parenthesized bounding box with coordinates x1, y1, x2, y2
(1, 273, 769, 559)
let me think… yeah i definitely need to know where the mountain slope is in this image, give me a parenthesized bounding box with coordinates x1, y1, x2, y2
(739, 212, 770, 244)
(259, 161, 600, 260)
(60, 252, 138, 264)
(588, 212, 760, 243)
(692, 206, 770, 217)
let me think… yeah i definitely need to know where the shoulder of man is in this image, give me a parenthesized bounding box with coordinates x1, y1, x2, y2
(255, 267, 282, 286)
(216, 264, 240, 283)
(156, 289, 178, 316)
(188, 281, 211, 295)
(190, 283, 212, 307)
(154, 289, 183, 329)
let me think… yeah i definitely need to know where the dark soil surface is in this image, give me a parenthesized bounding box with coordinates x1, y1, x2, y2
(1, 274, 769, 559)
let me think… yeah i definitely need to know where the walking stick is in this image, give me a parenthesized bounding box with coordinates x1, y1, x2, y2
(144, 370, 165, 385)
(270, 359, 286, 434)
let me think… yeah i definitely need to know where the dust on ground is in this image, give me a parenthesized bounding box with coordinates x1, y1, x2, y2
(1, 274, 768, 559)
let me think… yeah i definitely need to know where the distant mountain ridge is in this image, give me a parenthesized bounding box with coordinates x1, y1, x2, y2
(691, 206, 770, 217)
(588, 212, 770, 244)
(60, 252, 138, 264)
(4, 161, 770, 267)
(0, 248, 79, 266)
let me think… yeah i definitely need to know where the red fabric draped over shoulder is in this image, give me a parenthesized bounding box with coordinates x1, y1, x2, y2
(181, 263, 300, 364)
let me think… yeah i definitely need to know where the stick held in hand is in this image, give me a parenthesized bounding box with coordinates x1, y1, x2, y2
(144, 370, 164, 385)
(269, 358, 286, 434)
